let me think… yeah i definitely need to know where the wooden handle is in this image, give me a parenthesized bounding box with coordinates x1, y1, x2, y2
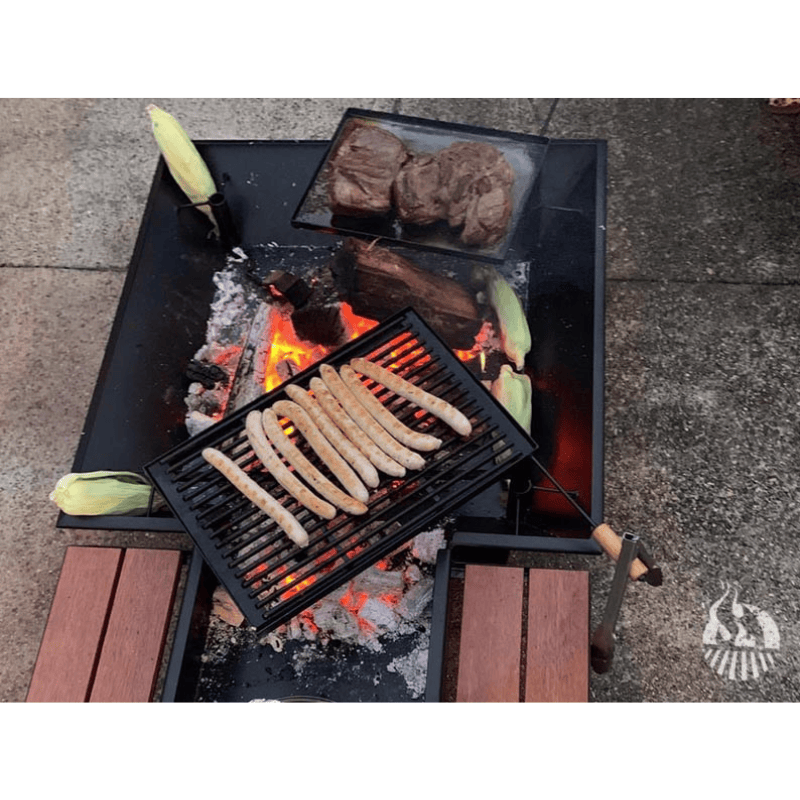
(592, 524, 649, 581)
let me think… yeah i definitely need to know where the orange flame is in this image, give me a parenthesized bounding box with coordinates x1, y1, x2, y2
(262, 302, 377, 393)
(262, 302, 481, 393)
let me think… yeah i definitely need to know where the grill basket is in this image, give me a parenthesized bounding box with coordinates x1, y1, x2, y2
(145, 308, 536, 634)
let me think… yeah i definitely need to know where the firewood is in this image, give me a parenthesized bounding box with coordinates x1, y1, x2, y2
(330, 238, 483, 351)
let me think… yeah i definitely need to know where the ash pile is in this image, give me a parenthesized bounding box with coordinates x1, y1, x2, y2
(203, 528, 445, 700)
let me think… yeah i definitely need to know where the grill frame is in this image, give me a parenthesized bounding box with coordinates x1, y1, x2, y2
(145, 308, 536, 634)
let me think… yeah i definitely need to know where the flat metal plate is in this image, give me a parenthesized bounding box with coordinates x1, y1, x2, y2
(292, 107, 549, 263)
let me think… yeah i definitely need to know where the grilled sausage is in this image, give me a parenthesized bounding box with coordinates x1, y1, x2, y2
(339, 364, 443, 452)
(201, 446, 309, 548)
(261, 408, 368, 516)
(319, 364, 426, 471)
(350, 357, 473, 436)
(284, 384, 380, 489)
(245, 410, 336, 520)
(272, 399, 370, 504)
(309, 376, 406, 478)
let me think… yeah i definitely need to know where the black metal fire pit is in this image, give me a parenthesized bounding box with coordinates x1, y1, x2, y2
(56, 131, 607, 702)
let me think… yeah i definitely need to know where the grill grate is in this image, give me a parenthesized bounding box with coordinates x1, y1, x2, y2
(145, 308, 536, 634)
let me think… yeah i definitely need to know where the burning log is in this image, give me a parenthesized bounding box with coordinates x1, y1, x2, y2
(291, 302, 346, 349)
(331, 238, 483, 351)
(261, 269, 345, 349)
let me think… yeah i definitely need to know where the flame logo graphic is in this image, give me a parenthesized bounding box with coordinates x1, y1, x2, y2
(702, 582, 780, 681)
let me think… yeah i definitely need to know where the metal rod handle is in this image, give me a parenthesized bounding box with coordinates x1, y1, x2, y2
(592, 523, 649, 581)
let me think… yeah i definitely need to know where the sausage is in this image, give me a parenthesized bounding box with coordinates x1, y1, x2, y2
(349, 357, 473, 436)
(318, 364, 426, 471)
(309, 376, 406, 478)
(272, 399, 370, 504)
(201, 446, 309, 548)
(339, 364, 443, 452)
(261, 408, 369, 516)
(245, 410, 336, 520)
(284, 384, 380, 489)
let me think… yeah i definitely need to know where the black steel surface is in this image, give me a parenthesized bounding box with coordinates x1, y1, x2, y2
(58, 139, 605, 543)
(144, 137, 607, 702)
(146, 308, 536, 635)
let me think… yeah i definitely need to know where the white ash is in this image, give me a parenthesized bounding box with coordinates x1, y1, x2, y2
(205, 267, 250, 341)
(396, 579, 434, 621)
(255, 530, 443, 657)
(183, 264, 262, 435)
(411, 527, 447, 564)
(387, 645, 429, 699)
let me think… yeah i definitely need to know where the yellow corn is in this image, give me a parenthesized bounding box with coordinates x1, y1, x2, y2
(146, 104, 219, 236)
(50, 471, 156, 516)
(484, 266, 531, 370)
(491, 364, 532, 433)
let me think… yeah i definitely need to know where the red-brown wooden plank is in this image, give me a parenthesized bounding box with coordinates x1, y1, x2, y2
(27, 547, 123, 702)
(525, 569, 589, 702)
(456, 564, 524, 702)
(89, 548, 182, 703)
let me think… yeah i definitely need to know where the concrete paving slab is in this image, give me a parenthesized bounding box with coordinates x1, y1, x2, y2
(589, 281, 800, 701)
(549, 98, 800, 283)
(2, 98, 397, 269)
(394, 98, 556, 136)
(0, 266, 193, 702)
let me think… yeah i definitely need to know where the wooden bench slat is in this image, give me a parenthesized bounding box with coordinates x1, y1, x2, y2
(525, 569, 589, 702)
(456, 564, 524, 702)
(89, 548, 182, 703)
(27, 547, 123, 702)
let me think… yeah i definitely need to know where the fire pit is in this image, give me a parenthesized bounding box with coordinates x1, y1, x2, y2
(58, 126, 608, 701)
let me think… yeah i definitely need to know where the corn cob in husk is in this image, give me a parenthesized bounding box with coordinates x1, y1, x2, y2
(491, 364, 532, 433)
(482, 265, 531, 370)
(146, 104, 219, 237)
(50, 471, 158, 516)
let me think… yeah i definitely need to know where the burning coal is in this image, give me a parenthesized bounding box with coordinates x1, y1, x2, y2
(183, 246, 507, 437)
(259, 528, 444, 653)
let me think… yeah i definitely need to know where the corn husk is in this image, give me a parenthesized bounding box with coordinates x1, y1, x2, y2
(491, 364, 532, 433)
(483, 265, 531, 370)
(146, 104, 219, 237)
(50, 471, 156, 516)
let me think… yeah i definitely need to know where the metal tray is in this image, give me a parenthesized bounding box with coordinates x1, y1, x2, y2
(292, 108, 549, 263)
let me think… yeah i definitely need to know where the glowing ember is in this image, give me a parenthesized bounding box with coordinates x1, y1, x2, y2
(340, 301, 379, 340)
(280, 572, 317, 601)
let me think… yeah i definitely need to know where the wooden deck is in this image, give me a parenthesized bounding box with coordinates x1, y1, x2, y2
(456, 566, 589, 702)
(27, 546, 182, 703)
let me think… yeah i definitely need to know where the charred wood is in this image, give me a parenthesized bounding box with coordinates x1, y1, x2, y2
(331, 238, 483, 350)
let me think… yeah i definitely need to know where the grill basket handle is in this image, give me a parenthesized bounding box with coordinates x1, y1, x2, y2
(592, 524, 650, 581)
